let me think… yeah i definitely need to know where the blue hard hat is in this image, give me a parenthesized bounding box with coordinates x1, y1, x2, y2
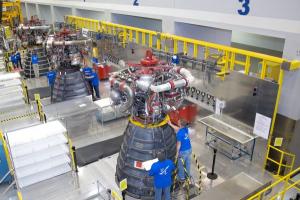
(171, 55, 179, 65)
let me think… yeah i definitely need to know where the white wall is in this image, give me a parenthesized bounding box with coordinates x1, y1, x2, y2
(174, 0, 300, 20)
(75, 9, 105, 20)
(111, 14, 162, 32)
(174, 22, 232, 58)
(231, 31, 285, 52)
(21, 2, 27, 21)
(53, 6, 72, 22)
(71, 0, 300, 20)
(38, 4, 52, 24)
(175, 22, 232, 45)
(27, 3, 37, 18)
(278, 35, 300, 120)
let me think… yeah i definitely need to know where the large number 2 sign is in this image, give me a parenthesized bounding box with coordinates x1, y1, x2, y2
(133, 0, 139, 6)
(238, 0, 250, 15)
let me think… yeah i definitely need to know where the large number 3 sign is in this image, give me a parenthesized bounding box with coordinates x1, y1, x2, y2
(238, 0, 250, 15)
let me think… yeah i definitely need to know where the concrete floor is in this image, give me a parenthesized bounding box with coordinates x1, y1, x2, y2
(0, 78, 280, 200)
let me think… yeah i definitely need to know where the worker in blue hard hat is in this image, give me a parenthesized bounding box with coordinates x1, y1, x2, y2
(171, 55, 180, 66)
(91, 71, 100, 99)
(168, 118, 192, 183)
(149, 151, 175, 200)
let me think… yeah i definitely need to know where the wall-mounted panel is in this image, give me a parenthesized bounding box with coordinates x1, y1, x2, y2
(75, 9, 105, 20)
(53, 6, 72, 22)
(38, 4, 52, 24)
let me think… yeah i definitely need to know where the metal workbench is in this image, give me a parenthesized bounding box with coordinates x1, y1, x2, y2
(198, 172, 268, 200)
(199, 114, 257, 160)
(43, 96, 98, 121)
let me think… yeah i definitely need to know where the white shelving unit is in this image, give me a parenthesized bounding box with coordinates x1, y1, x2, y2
(5, 121, 72, 188)
(0, 72, 25, 110)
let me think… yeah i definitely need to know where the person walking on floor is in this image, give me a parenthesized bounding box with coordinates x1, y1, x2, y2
(149, 151, 175, 200)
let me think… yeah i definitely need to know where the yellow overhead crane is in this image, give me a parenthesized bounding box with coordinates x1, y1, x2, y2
(1, 0, 23, 28)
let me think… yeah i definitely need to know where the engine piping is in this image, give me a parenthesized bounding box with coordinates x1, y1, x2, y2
(17, 25, 51, 30)
(110, 79, 134, 112)
(149, 67, 194, 93)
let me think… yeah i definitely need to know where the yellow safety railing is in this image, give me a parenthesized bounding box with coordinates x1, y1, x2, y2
(65, 15, 300, 81)
(65, 15, 100, 32)
(21, 80, 29, 104)
(66, 134, 77, 172)
(264, 145, 295, 177)
(34, 94, 46, 122)
(247, 167, 300, 200)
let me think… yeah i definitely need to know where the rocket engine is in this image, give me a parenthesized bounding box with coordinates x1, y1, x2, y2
(16, 16, 51, 78)
(45, 27, 92, 102)
(112, 50, 194, 198)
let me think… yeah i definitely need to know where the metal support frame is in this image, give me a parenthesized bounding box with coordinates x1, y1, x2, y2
(205, 127, 256, 161)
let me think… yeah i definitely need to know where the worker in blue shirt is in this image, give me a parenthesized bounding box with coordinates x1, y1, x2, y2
(168, 119, 192, 182)
(149, 151, 175, 200)
(31, 53, 39, 65)
(15, 51, 22, 69)
(47, 67, 57, 88)
(32, 52, 39, 77)
(91, 71, 100, 99)
(10, 53, 18, 69)
(171, 55, 180, 66)
(81, 65, 93, 86)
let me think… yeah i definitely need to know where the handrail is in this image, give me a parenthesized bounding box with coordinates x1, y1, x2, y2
(247, 167, 300, 200)
(264, 144, 295, 176)
(65, 15, 300, 87)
